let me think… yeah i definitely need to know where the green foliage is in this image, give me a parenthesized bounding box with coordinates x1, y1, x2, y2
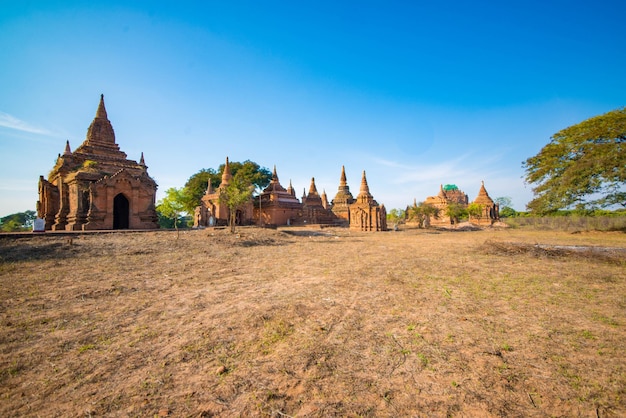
(445, 203, 467, 224)
(180, 168, 217, 214)
(219, 172, 255, 233)
(181, 160, 271, 214)
(223, 160, 272, 190)
(386, 208, 406, 225)
(82, 160, 98, 169)
(495, 196, 516, 218)
(467, 203, 484, 218)
(499, 206, 517, 218)
(1, 211, 36, 232)
(156, 188, 187, 229)
(407, 202, 440, 228)
(523, 107, 626, 213)
(494, 196, 512, 208)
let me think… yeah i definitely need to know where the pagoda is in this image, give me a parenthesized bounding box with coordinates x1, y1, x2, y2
(37, 95, 158, 230)
(348, 171, 387, 231)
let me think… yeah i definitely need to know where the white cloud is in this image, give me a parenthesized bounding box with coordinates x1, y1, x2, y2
(0, 111, 52, 135)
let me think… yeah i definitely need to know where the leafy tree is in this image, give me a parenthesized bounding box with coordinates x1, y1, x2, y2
(523, 107, 626, 213)
(156, 188, 186, 233)
(386, 208, 406, 226)
(445, 203, 467, 224)
(1, 210, 36, 232)
(181, 168, 217, 214)
(220, 172, 255, 233)
(407, 202, 440, 228)
(467, 203, 484, 218)
(181, 160, 271, 214)
(494, 197, 516, 218)
(494, 196, 512, 208)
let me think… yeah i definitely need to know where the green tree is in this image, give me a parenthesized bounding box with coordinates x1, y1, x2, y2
(386, 208, 406, 227)
(445, 203, 467, 224)
(494, 197, 516, 218)
(156, 188, 186, 233)
(523, 107, 626, 213)
(181, 160, 271, 214)
(467, 202, 484, 218)
(407, 202, 440, 228)
(220, 172, 255, 233)
(180, 168, 217, 214)
(1, 210, 36, 232)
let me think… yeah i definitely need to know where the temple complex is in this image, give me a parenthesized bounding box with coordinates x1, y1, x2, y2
(193, 162, 387, 231)
(410, 182, 500, 226)
(37, 95, 158, 230)
(422, 184, 469, 225)
(469, 181, 500, 225)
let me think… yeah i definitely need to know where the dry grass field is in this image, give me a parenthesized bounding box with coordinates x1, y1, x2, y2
(1, 226, 625, 417)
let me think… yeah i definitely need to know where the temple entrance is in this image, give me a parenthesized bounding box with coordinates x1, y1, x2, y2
(113, 193, 129, 229)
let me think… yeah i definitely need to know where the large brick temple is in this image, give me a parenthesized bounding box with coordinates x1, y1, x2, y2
(37, 95, 158, 230)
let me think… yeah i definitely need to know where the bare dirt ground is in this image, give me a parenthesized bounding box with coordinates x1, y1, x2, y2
(1, 226, 625, 417)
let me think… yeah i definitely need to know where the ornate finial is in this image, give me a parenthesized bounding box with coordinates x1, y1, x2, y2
(340, 165, 347, 185)
(272, 165, 278, 181)
(221, 156, 232, 185)
(63, 140, 72, 155)
(139, 152, 145, 166)
(308, 177, 318, 195)
(287, 179, 295, 196)
(95, 94, 108, 119)
(359, 171, 370, 194)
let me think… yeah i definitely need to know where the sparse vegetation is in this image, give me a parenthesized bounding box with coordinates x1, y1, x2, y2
(0, 227, 624, 416)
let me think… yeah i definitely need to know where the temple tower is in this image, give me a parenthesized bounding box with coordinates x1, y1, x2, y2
(37, 95, 158, 230)
(470, 181, 499, 225)
(348, 171, 387, 231)
(331, 165, 355, 222)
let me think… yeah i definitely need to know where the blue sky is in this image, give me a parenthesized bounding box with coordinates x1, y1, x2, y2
(1, 0, 624, 216)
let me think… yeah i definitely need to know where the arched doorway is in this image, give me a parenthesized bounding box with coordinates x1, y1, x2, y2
(113, 193, 129, 229)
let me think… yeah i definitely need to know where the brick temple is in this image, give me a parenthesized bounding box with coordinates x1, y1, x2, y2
(414, 182, 499, 226)
(194, 161, 387, 231)
(37, 95, 158, 230)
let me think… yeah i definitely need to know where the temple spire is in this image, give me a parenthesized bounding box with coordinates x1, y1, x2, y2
(63, 140, 72, 156)
(95, 94, 108, 120)
(139, 152, 145, 166)
(340, 165, 347, 186)
(272, 165, 278, 180)
(479, 180, 488, 196)
(359, 171, 370, 195)
(83, 94, 117, 146)
(308, 177, 319, 196)
(355, 170, 373, 203)
(221, 156, 232, 186)
(321, 189, 329, 209)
